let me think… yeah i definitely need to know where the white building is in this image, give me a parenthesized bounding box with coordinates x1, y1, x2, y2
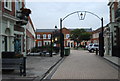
(0, 0, 32, 58)
(26, 17, 36, 53)
(0, 0, 16, 58)
(107, 1, 120, 57)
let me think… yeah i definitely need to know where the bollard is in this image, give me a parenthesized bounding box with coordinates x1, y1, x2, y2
(96, 48, 98, 55)
(23, 57, 26, 76)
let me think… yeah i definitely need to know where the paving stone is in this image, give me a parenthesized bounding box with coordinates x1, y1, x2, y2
(52, 50, 118, 79)
(2, 54, 61, 80)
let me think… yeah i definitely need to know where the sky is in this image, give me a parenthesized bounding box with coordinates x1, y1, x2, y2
(26, 0, 110, 30)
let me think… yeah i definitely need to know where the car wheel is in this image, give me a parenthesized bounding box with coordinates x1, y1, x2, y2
(89, 50, 92, 53)
(91, 49, 94, 53)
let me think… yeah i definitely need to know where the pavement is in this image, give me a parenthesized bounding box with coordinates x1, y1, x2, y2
(1, 50, 119, 81)
(2, 54, 62, 81)
(104, 55, 120, 67)
(51, 50, 119, 79)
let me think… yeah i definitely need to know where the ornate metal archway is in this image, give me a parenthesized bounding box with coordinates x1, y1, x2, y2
(60, 11, 104, 57)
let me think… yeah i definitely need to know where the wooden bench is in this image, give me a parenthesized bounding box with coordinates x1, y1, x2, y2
(2, 58, 24, 76)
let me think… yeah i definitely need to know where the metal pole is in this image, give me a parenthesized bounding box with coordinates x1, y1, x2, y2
(101, 17, 104, 57)
(111, 32, 113, 56)
(60, 18, 64, 57)
(23, 25, 27, 76)
(23, 57, 26, 76)
(50, 34, 53, 57)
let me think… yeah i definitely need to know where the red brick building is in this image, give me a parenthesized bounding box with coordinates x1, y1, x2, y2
(36, 29, 54, 47)
(62, 28, 74, 47)
(35, 27, 92, 48)
(35, 28, 74, 48)
(91, 28, 102, 43)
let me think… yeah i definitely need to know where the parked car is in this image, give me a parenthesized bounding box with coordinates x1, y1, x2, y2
(88, 43, 99, 53)
(86, 43, 93, 50)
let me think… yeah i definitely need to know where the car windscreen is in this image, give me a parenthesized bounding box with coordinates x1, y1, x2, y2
(94, 45, 99, 47)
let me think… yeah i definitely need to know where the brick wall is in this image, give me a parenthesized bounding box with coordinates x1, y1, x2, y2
(62, 28, 71, 47)
(2, 2, 15, 16)
(109, 2, 118, 22)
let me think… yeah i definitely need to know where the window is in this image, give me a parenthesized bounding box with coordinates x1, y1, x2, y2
(4, 0, 12, 11)
(44, 42, 47, 46)
(15, 0, 22, 11)
(44, 41, 51, 46)
(37, 35, 40, 39)
(66, 34, 70, 39)
(43, 34, 46, 39)
(48, 34, 51, 39)
(38, 41, 42, 47)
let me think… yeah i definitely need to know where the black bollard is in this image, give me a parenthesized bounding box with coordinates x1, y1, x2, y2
(23, 57, 26, 76)
(96, 48, 98, 55)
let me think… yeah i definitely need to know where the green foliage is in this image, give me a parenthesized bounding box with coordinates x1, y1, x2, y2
(80, 32, 92, 40)
(70, 29, 91, 42)
(31, 46, 59, 53)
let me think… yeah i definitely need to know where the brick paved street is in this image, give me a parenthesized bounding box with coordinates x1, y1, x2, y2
(2, 54, 61, 81)
(52, 50, 118, 79)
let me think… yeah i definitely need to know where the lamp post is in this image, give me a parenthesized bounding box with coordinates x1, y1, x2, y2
(50, 26, 58, 57)
(60, 11, 104, 57)
(60, 18, 64, 57)
(99, 17, 104, 57)
(50, 34, 53, 57)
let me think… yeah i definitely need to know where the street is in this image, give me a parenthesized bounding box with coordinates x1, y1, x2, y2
(51, 50, 118, 79)
(1, 1, 120, 81)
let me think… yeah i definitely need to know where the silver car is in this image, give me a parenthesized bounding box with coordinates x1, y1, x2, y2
(88, 43, 99, 53)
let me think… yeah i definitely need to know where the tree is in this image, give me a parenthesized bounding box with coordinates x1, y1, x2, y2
(70, 29, 92, 48)
(80, 32, 92, 41)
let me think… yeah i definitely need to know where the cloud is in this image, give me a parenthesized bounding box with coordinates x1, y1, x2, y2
(26, 2, 109, 29)
(26, 0, 108, 2)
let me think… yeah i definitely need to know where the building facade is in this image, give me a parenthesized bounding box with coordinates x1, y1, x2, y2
(0, 0, 18, 58)
(62, 28, 74, 48)
(26, 17, 36, 53)
(91, 28, 102, 43)
(36, 29, 54, 47)
(107, 1, 120, 57)
(36, 28, 92, 48)
(36, 28, 73, 48)
(0, 0, 32, 58)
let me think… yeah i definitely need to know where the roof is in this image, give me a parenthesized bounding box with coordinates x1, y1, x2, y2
(68, 28, 92, 32)
(36, 29, 58, 32)
(36, 28, 92, 33)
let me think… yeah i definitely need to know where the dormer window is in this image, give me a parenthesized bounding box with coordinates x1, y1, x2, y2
(4, 0, 12, 11)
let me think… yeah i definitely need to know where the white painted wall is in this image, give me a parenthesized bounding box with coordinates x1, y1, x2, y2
(26, 19, 35, 52)
(93, 33, 99, 39)
(0, 8, 2, 58)
(0, 16, 15, 59)
(67, 40, 74, 48)
(118, 1, 120, 8)
(26, 21, 35, 38)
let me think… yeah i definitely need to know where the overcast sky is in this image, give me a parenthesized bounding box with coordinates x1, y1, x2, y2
(26, 0, 110, 30)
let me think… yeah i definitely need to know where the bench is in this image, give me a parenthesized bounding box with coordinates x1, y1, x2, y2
(2, 58, 24, 76)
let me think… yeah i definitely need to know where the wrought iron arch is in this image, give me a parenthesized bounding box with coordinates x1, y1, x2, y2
(60, 11, 104, 57)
